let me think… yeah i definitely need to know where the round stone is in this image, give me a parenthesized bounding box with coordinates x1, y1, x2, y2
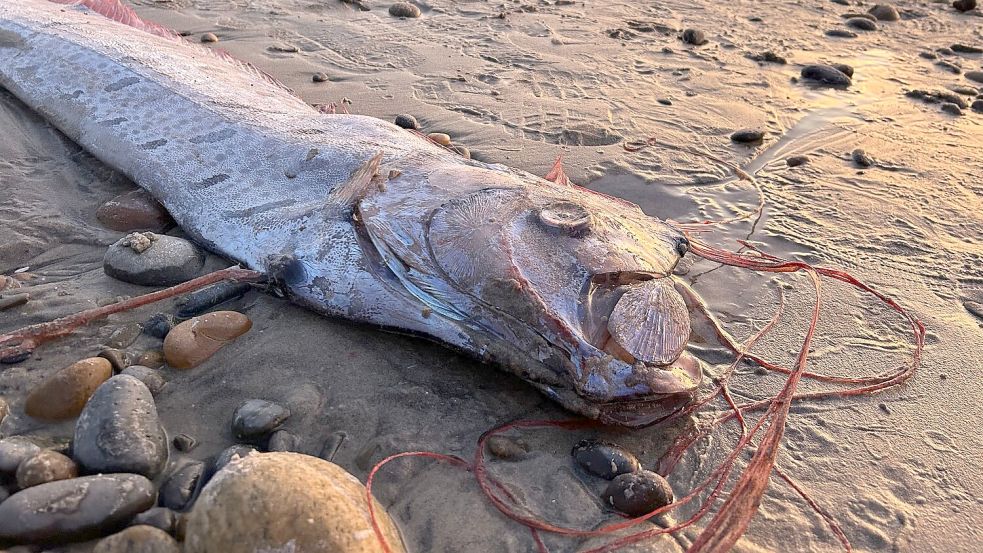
(0, 437, 42, 475)
(486, 435, 529, 461)
(16, 450, 78, 489)
(731, 129, 764, 144)
(940, 102, 963, 115)
(172, 433, 199, 453)
(571, 439, 641, 480)
(801, 64, 852, 87)
(104, 233, 205, 286)
(832, 63, 854, 78)
(394, 114, 419, 129)
(163, 311, 252, 369)
(232, 399, 291, 442)
(972, 99, 983, 112)
(681, 28, 708, 45)
(121, 365, 167, 396)
(0, 474, 156, 543)
(159, 461, 205, 511)
(953, 0, 976, 13)
(137, 349, 166, 369)
(602, 470, 674, 517)
(25, 357, 113, 421)
(427, 132, 451, 146)
(852, 148, 875, 167)
(846, 17, 877, 31)
(144, 313, 177, 339)
(201, 33, 218, 43)
(786, 155, 810, 167)
(389, 2, 421, 18)
(312, 72, 329, 83)
(93, 525, 181, 553)
(96, 190, 174, 233)
(868, 4, 900, 21)
(185, 452, 405, 553)
(450, 144, 471, 159)
(965, 71, 983, 84)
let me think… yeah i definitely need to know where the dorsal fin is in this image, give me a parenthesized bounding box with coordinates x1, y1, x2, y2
(332, 152, 384, 207)
(49, 0, 295, 94)
(544, 155, 573, 187)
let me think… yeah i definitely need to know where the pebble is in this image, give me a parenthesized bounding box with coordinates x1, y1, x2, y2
(144, 313, 177, 339)
(25, 357, 113, 421)
(801, 64, 852, 87)
(846, 17, 877, 31)
(200, 33, 218, 43)
(104, 233, 205, 286)
(936, 60, 962, 74)
(163, 311, 252, 369)
(905, 89, 969, 108)
(267, 430, 299, 452)
(173, 433, 199, 452)
(121, 365, 166, 396)
(951, 85, 978, 95)
(841, 12, 876, 21)
(74, 375, 168, 479)
(965, 71, 983, 84)
(94, 525, 181, 553)
(427, 132, 451, 146)
(486, 435, 529, 461)
(268, 43, 299, 53)
(786, 155, 810, 167)
(657, 98, 673, 105)
(852, 148, 875, 167)
(184, 452, 405, 553)
(937, 47, 955, 56)
(232, 399, 291, 442)
(0, 293, 29, 311)
(96, 190, 174, 233)
(868, 4, 900, 21)
(312, 72, 329, 83)
(571, 439, 641, 480)
(389, 2, 421, 18)
(951, 44, 983, 54)
(15, 450, 78, 489)
(137, 349, 166, 369)
(450, 144, 471, 159)
(825, 29, 858, 38)
(0, 437, 42, 475)
(940, 102, 963, 115)
(730, 129, 764, 144)
(972, 99, 983, 112)
(211, 444, 258, 473)
(681, 28, 708, 46)
(394, 114, 419, 129)
(601, 470, 674, 517)
(176, 282, 251, 318)
(131, 507, 179, 536)
(99, 348, 131, 372)
(919, 51, 938, 60)
(833, 63, 855, 78)
(105, 323, 143, 349)
(748, 51, 787, 64)
(953, 0, 976, 13)
(159, 461, 205, 511)
(0, 473, 155, 543)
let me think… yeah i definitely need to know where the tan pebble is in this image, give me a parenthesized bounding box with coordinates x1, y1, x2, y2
(25, 358, 113, 421)
(450, 144, 471, 159)
(12, 272, 36, 282)
(98, 348, 131, 372)
(1, 275, 21, 291)
(427, 132, 451, 146)
(16, 450, 78, 489)
(163, 311, 251, 369)
(137, 350, 166, 369)
(201, 33, 218, 43)
(94, 525, 181, 553)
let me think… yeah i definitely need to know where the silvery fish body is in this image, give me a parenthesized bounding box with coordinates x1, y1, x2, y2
(0, 1, 701, 426)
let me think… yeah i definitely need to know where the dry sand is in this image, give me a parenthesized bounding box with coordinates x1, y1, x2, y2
(2, 0, 982, 551)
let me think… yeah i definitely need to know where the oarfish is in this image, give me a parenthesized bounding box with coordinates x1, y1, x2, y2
(0, 0, 703, 427)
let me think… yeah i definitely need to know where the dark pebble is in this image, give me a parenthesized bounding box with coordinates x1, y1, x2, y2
(601, 470, 674, 517)
(937, 47, 955, 57)
(731, 129, 764, 144)
(841, 12, 876, 21)
(486, 435, 529, 461)
(571, 439, 641, 480)
(159, 461, 204, 511)
(394, 114, 419, 129)
(953, 0, 977, 13)
(972, 99, 983, 112)
(231, 399, 291, 442)
(120, 365, 166, 397)
(267, 430, 299, 452)
(176, 282, 251, 318)
(211, 445, 257, 473)
(852, 148, 875, 167)
(131, 507, 178, 536)
(319, 431, 347, 462)
(801, 64, 852, 87)
(172, 433, 198, 453)
(749, 51, 787, 64)
(104, 233, 205, 287)
(0, 437, 41, 475)
(99, 348, 131, 372)
(906, 89, 969, 108)
(951, 44, 983, 54)
(936, 61, 962, 74)
(825, 29, 858, 38)
(0, 293, 29, 311)
(312, 72, 329, 83)
(951, 85, 978, 95)
(786, 155, 810, 167)
(868, 4, 900, 21)
(846, 17, 877, 31)
(831, 0, 850, 5)
(143, 313, 177, 339)
(73, 375, 168, 479)
(833, 63, 854, 78)
(965, 70, 983, 84)
(940, 102, 963, 115)
(657, 98, 673, 105)
(389, 2, 421, 18)
(0, 473, 155, 543)
(681, 28, 708, 46)
(919, 51, 938, 60)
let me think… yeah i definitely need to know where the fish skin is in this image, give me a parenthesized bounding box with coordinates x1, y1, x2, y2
(0, 1, 699, 426)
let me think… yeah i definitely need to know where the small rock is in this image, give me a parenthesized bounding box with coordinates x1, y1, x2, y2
(268, 43, 299, 53)
(868, 4, 900, 21)
(144, 313, 177, 339)
(657, 97, 673, 105)
(159, 462, 205, 511)
(801, 64, 852, 87)
(937, 47, 956, 56)
(846, 17, 877, 31)
(99, 348, 131, 372)
(748, 51, 787, 64)
(25, 357, 113, 421)
(571, 439, 641, 480)
(833, 63, 854, 78)
(941, 102, 964, 115)
(953, 0, 976, 13)
(232, 399, 291, 442)
(121, 365, 166, 396)
(94, 524, 181, 553)
(427, 132, 451, 146)
(96, 190, 174, 233)
(786, 155, 810, 167)
(173, 434, 198, 453)
(73, 375, 168, 479)
(681, 28, 708, 46)
(852, 148, 875, 167)
(841, 12, 876, 21)
(0, 437, 42, 475)
(211, 445, 258, 473)
(131, 507, 178, 536)
(104, 233, 205, 286)
(163, 311, 252, 369)
(200, 33, 218, 43)
(730, 129, 764, 144)
(950, 85, 978, 96)
(176, 282, 251, 318)
(919, 51, 938, 60)
(936, 60, 962, 74)
(389, 2, 421, 18)
(15, 450, 78, 489)
(104, 323, 143, 349)
(0, 473, 156, 543)
(267, 430, 299, 452)
(906, 89, 969, 108)
(601, 470, 674, 517)
(312, 72, 329, 83)
(0, 293, 29, 311)
(951, 44, 983, 54)
(965, 71, 983, 84)
(825, 29, 858, 38)
(486, 435, 529, 461)
(450, 144, 471, 159)
(972, 99, 983, 112)
(184, 452, 405, 553)
(394, 114, 419, 129)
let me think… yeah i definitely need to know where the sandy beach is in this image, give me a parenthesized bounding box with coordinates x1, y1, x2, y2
(1, 0, 982, 551)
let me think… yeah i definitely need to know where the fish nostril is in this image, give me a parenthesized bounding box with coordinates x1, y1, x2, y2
(676, 237, 690, 257)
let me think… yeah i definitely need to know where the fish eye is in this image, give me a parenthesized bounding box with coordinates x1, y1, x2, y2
(537, 201, 592, 235)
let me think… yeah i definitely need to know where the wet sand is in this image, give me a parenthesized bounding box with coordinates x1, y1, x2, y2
(2, 0, 982, 551)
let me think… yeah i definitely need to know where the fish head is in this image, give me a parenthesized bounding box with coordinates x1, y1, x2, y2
(357, 162, 702, 426)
